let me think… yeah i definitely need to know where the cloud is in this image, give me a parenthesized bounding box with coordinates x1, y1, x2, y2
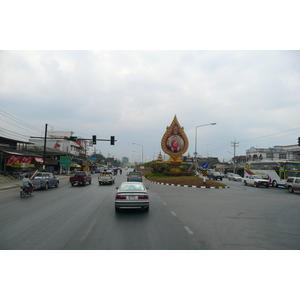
(1, 50, 300, 162)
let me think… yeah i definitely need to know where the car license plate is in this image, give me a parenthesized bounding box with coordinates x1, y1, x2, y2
(129, 196, 137, 200)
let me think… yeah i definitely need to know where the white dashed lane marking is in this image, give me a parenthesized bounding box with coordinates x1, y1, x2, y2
(183, 226, 194, 235)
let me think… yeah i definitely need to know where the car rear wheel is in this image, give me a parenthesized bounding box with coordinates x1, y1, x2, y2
(244, 181, 247, 186)
(272, 180, 278, 187)
(55, 182, 59, 188)
(44, 183, 49, 190)
(115, 206, 120, 212)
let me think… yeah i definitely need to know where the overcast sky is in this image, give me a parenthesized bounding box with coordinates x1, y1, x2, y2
(1, 50, 300, 162)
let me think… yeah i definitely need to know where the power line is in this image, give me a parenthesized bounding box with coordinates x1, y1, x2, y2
(0, 109, 42, 134)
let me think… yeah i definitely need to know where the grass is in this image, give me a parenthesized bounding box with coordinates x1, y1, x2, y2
(140, 169, 227, 188)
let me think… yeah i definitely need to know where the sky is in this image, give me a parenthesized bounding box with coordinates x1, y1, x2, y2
(1, 1, 300, 164)
(1, 50, 300, 163)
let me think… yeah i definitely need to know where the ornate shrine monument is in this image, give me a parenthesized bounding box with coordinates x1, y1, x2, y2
(161, 115, 189, 171)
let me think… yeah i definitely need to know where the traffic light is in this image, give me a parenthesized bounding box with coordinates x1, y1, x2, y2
(70, 136, 78, 141)
(110, 136, 115, 145)
(298, 137, 300, 146)
(92, 135, 97, 144)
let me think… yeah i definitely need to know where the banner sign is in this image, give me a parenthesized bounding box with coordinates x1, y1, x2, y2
(7, 155, 33, 167)
(34, 157, 44, 163)
(90, 157, 97, 161)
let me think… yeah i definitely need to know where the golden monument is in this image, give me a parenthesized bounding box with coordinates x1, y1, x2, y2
(161, 115, 189, 171)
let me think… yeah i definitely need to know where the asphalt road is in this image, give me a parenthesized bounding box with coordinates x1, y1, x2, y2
(0, 173, 299, 250)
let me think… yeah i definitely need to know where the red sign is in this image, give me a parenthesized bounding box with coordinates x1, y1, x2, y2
(6, 155, 21, 166)
(7, 155, 34, 166)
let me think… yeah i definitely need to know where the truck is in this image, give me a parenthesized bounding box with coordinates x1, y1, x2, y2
(98, 171, 115, 185)
(242, 175, 269, 188)
(127, 171, 143, 182)
(207, 171, 223, 181)
(70, 171, 92, 186)
(31, 172, 59, 190)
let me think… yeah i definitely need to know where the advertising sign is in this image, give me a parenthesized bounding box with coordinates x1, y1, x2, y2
(7, 155, 33, 167)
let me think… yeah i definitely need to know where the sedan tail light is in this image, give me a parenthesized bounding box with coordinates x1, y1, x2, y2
(138, 195, 148, 199)
(116, 195, 126, 199)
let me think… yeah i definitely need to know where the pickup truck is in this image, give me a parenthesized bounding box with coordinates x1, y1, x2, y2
(70, 171, 92, 186)
(127, 171, 143, 182)
(243, 175, 269, 188)
(285, 177, 300, 193)
(98, 171, 115, 185)
(31, 172, 59, 190)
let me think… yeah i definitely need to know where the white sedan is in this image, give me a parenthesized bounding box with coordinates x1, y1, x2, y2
(115, 182, 149, 212)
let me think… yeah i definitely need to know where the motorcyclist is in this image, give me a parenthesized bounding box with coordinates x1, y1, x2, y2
(22, 174, 33, 193)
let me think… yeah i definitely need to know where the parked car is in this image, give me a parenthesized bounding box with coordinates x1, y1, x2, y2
(228, 174, 242, 181)
(285, 177, 300, 193)
(31, 172, 59, 190)
(115, 182, 149, 212)
(127, 171, 143, 182)
(242, 175, 269, 188)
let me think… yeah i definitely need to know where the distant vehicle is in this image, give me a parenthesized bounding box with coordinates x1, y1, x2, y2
(285, 177, 300, 193)
(115, 182, 149, 212)
(208, 172, 222, 181)
(243, 175, 269, 188)
(31, 172, 59, 190)
(244, 161, 300, 187)
(228, 174, 242, 181)
(127, 171, 143, 182)
(98, 171, 115, 185)
(70, 171, 92, 186)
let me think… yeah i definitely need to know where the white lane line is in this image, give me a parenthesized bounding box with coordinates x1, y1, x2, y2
(162, 201, 167, 206)
(170, 211, 177, 216)
(183, 226, 194, 235)
(79, 218, 97, 242)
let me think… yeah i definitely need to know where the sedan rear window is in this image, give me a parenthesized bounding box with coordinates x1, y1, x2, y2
(119, 184, 145, 191)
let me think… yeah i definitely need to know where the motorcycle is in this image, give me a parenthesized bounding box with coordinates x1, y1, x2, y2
(20, 185, 34, 198)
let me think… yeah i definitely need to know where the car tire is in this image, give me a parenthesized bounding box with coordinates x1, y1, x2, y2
(144, 206, 149, 212)
(244, 181, 247, 186)
(254, 182, 258, 187)
(45, 183, 49, 190)
(272, 180, 278, 188)
(71, 182, 74, 186)
(115, 206, 120, 212)
(288, 186, 294, 193)
(55, 182, 59, 188)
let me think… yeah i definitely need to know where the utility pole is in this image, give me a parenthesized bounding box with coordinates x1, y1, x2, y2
(43, 123, 48, 170)
(231, 139, 239, 173)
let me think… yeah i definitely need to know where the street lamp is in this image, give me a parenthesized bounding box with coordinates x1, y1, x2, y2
(132, 143, 144, 164)
(194, 123, 217, 175)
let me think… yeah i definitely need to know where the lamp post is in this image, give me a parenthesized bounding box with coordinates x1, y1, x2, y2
(194, 123, 217, 175)
(132, 143, 144, 164)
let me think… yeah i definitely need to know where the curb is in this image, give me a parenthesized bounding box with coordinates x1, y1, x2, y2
(144, 178, 229, 189)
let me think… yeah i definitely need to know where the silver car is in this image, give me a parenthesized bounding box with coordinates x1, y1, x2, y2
(115, 182, 149, 212)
